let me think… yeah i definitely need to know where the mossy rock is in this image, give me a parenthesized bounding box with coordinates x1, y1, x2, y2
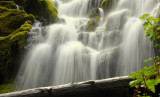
(0, 4, 34, 84)
(38, 0, 58, 23)
(87, 8, 100, 32)
(89, 8, 100, 18)
(0, 38, 11, 84)
(10, 21, 32, 50)
(0, 21, 32, 84)
(0, 6, 34, 36)
(101, 0, 112, 9)
(87, 20, 98, 32)
(0, 1, 16, 9)
(20, 0, 58, 23)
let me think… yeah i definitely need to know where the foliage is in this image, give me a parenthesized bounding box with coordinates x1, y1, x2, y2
(0, 83, 14, 94)
(0, 21, 32, 84)
(129, 14, 160, 97)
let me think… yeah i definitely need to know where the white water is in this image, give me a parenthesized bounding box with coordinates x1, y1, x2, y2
(16, 0, 160, 90)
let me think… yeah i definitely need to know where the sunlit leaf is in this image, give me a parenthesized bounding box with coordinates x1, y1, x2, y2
(153, 44, 160, 48)
(153, 18, 159, 23)
(146, 79, 155, 93)
(148, 16, 154, 22)
(144, 58, 153, 64)
(156, 26, 160, 31)
(150, 34, 156, 41)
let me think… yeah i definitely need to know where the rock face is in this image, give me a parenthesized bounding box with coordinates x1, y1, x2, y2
(0, 76, 133, 97)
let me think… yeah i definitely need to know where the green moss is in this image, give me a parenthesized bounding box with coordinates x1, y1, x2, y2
(0, 6, 8, 13)
(0, 6, 34, 36)
(0, 22, 31, 83)
(0, 1, 16, 9)
(19, 21, 32, 32)
(101, 0, 112, 9)
(0, 5, 34, 84)
(0, 83, 14, 94)
(87, 8, 100, 32)
(38, 0, 58, 22)
(10, 31, 28, 50)
(87, 20, 98, 32)
(9, 21, 32, 50)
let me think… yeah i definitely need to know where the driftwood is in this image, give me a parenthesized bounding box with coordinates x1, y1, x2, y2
(0, 76, 133, 97)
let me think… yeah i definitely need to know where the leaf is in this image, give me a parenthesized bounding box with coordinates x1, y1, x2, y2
(153, 18, 159, 23)
(150, 34, 156, 41)
(143, 22, 150, 30)
(146, 79, 155, 93)
(146, 30, 153, 37)
(129, 80, 142, 87)
(140, 16, 146, 20)
(144, 14, 150, 17)
(137, 91, 141, 93)
(155, 78, 160, 85)
(140, 14, 150, 20)
(153, 44, 160, 48)
(148, 16, 154, 22)
(144, 58, 153, 64)
(156, 26, 160, 31)
(157, 35, 160, 39)
(150, 24, 157, 29)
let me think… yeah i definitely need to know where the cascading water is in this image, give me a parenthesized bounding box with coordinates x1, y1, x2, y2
(16, 0, 160, 90)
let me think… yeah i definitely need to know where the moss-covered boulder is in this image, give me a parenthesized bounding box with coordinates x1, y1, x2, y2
(0, 6, 34, 36)
(89, 8, 100, 18)
(0, 21, 33, 84)
(38, 0, 58, 23)
(87, 8, 100, 32)
(87, 20, 98, 32)
(0, 1, 16, 9)
(0, 2, 34, 85)
(15, 0, 58, 23)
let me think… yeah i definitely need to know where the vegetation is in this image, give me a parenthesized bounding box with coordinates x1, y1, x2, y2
(0, 83, 14, 94)
(0, 0, 58, 94)
(101, 0, 112, 9)
(0, 1, 34, 93)
(0, 6, 34, 36)
(129, 14, 160, 97)
(0, 1, 16, 9)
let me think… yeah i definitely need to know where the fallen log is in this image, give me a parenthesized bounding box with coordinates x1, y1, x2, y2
(0, 76, 133, 97)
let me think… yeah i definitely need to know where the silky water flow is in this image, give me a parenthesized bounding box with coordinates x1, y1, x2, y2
(16, 0, 160, 90)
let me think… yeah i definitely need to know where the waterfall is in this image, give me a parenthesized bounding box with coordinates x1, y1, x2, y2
(16, 0, 160, 90)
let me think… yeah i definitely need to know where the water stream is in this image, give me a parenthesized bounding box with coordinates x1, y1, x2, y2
(16, 0, 160, 90)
